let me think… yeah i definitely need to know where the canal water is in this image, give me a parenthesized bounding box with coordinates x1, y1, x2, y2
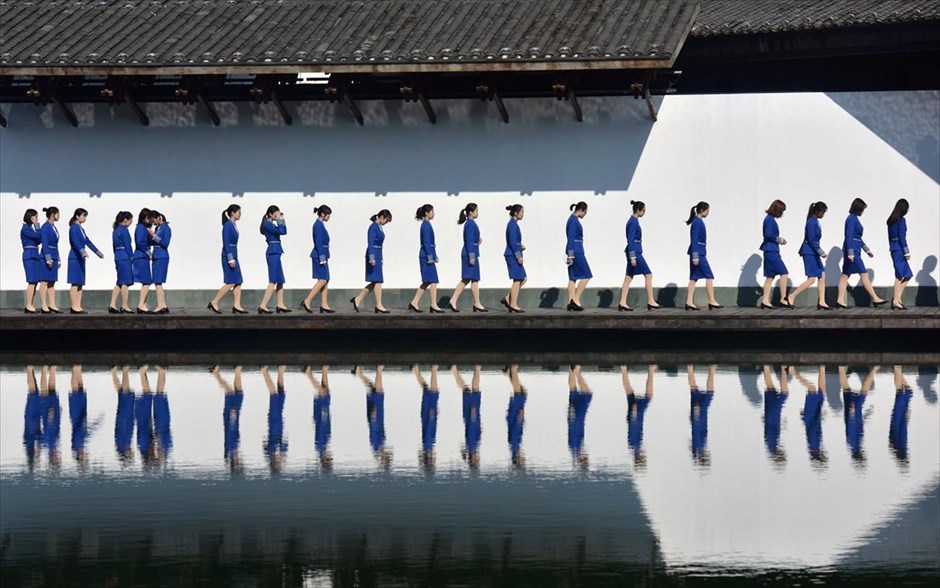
(1, 362, 937, 586)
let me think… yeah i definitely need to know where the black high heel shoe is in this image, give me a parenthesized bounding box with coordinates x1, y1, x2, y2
(472, 305, 489, 313)
(350, 298, 360, 313)
(508, 306, 525, 313)
(685, 304, 701, 311)
(760, 302, 775, 310)
(835, 302, 849, 309)
(647, 303, 661, 310)
(320, 307, 336, 314)
(817, 304, 833, 311)
(873, 299, 889, 307)
(69, 308, 87, 315)
(375, 307, 390, 314)
(617, 304, 634, 312)
(300, 301, 314, 313)
(207, 302, 222, 315)
(708, 303, 724, 310)
(447, 303, 460, 313)
(500, 297, 511, 310)
(153, 307, 169, 314)
(276, 307, 292, 314)
(258, 307, 273, 315)
(408, 303, 423, 313)
(24, 308, 39, 314)
(567, 301, 584, 312)
(49, 308, 62, 314)
(136, 307, 151, 314)
(232, 307, 248, 315)
(891, 303, 908, 310)
(40, 309, 51, 314)
(120, 307, 134, 314)
(429, 307, 445, 314)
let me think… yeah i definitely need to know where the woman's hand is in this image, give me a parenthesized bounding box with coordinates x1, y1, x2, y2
(228, 260, 236, 268)
(780, 238, 787, 245)
(369, 259, 376, 267)
(847, 254, 855, 263)
(97, 251, 105, 259)
(517, 257, 524, 265)
(469, 258, 475, 266)
(867, 251, 874, 258)
(630, 258, 637, 267)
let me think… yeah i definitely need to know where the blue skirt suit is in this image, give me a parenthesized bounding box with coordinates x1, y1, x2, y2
(39, 221, 60, 283)
(565, 215, 592, 280)
(841, 214, 869, 275)
(888, 217, 913, 280)
(112, 225, 134, 286)
(419, 219, 439, 284)
(151, 223, 172, 284)
(261, 218, 287, 284)
(688, 216, 714, 280)
(504, 218, 526, 280)
(221, 220, 243, 285)
(799, 217, 826, 278)
(311, 219, 331, 280)
(760, 214, 788, 278)
(67, 222, 102, 286)
(132, 223, 153, 285)
(461, 219, 481, 281)
(365, 221, 385, 283)
(625, 216, 651, 277)
(21, 222, 42, 283)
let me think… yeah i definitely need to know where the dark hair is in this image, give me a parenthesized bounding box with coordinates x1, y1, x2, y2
(685, 201, 709, 225)
(260, 205, 280, 234)
(113, 211, 133, 229)
(222, 204, 241, 225)
(23, 208, 38, 224)
(415, 204, 433, 221)
(151, 209, 167, 223)
(42, 206, 59, 219)
(886, 198, 909, 226)
(765, 199, 787, 218)
(137, 208, 153, 225)
(569, 201, 588, 213)
(370, 209, 392, 223)
(458, 203, 477, 225)
(806, 201, 828, 219)
(69, 207, 88, 225)
(314, 204, 332, 217)
(506, 204, 524, 217)
(849, 198, 867, 216)
(630, 200, 645, 214)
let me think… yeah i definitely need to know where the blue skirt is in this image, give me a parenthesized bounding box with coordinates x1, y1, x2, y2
(23, 257, 41, 283)
(841, 252, 867, 275)
(689, 256, 715, 281)
(115, 258, 134, 286)
(567, 253, 593, 280)
(419, 259, 439, 284)
(39, 258, 59, 283)
(891, 250, 913, 280)
(67, 254, 86, 286)
(762, 252, 788, 278)
(222, 256, 243, 285)
(312, 259, 330, 280)
(461, 255, 480, 281)
(133, 257, 153, 285)
(802, 254, 824, 278)
(152, 257, 169, 284)
(365, 256, 384, 283)
(266, 253, 285, 284)
(505, 255, 527, 280)
(626, 253, 651, 277)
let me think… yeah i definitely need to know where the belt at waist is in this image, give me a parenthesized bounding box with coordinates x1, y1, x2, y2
(115, 246, 125, 250)
(890, 238, 900, 241)
(697, 241, 706, 245)
(46, 246, 58, 249)
(371, 245, 383, 249)
(266, 241, 281, 244)
(573, 239, 583, 243)
(23, 245, 38, 249)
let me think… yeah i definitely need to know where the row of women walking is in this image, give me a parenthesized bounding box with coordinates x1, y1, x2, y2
(19, 197, 915, 314)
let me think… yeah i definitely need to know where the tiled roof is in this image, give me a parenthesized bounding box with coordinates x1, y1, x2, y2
(0, 0, 699, 70)
(694, 0, 940, 36)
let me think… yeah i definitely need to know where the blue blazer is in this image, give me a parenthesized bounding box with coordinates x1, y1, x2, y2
(261, 218, 287, 255)
(887, 218, 909, 255)
(222, 220, 239, 262)
(504, 218, 523, 259)
(69, 223, 101, 258)
(133, 223, 152, 260)
(687, 216, 707, 259)
(419, 219, 437, 263)
(760, 214, 782, 253)
(152, 223, 172, 259)
(311, 219, 330, 263)
(40, 221, 60, 264)
(843, 214, 869, 257)
(21, 223, 42, 260)
(112, 225, 133, 261)
(565, 215, 585, 255)
(625, 216, 643, 258)
(799, 217, 825, 256)
(366, 221, 384, 263)
(462, 219, 481, 261)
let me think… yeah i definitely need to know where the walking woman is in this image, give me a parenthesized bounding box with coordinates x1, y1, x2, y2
(150, 210, 171, 314)
(452, 364, 483, 469)
(836, 198, 888, 308)
(449, 203, 487, 312)
(413, 364, 440, 471)
(208, 204, 247, 314)
(502, 204, 526, 313)
(351, 209, 392, 314)
(759, 199, 791, 309)
(38, 206, 62, 314)
(887, 199, 913, 310)
(565, 202, 592, 311)
(567, 365, 593, 469)
(409, 204, 444, 313)
(620, 200, 660, 311)
(133, 208, 156, 313)
(258, 205, 290, 314)
(21, 208, 42, 313)
(354, 365, 392, 467)
(786, 202, 831, 310)
(685, 202, 722, 310)
(302, 205, 334, 313)
(109, 211, 134, 314)
(66, 208, 104, 314)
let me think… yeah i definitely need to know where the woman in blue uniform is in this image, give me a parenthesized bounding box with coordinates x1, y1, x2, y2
(66, 208, 104, 314)
(688, 364, 715, 466)
(208, 204, 248, 314)
(565, 202, 592, 311)
(262, 365, 288, 474)
(258, 205, 290, 314)
(307, 366, 333, 470)
(886, 199, 913, 310)
(619, 200, 660, 312)
(685, 202, 722, 310)
(839, 365, 878, 463)
(39, 365, 62, 469)
(111, 365, 134, 463)
(791, 366, 827, 464)
(21, 209, 42, 313)
(567, 365, 592, 469)
(452, 364, 482, 469)
(623, 364, 655, 467)
(413, 364, 440, 471)
(351, 209, 392, 314)
(302, 205, 334, 313)
(759, 200, 791, 309)
(836, 198, 887, 308)
(408, 204, 444, 313)
(889, 366, 912, 462)
(506, 364, 527, 469)
(132, 208, 156, 313)
(108, 211, 135, 314)
(786, 202, 831, 310)
(38, 207, 62, 314)
(449, 203, 487, 312)
(762, 365, 789, 464)
(502, 204, 526, 313)
(153, 365, 172, 463)
(213, 365, 244, 475)
(150, 210, 172, 314)
(355, 365, 392, 467)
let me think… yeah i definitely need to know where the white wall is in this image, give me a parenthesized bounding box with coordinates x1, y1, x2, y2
(1, 91, 937, 290)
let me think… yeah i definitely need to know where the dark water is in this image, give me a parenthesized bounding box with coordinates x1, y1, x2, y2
(1, 362, 938, 586)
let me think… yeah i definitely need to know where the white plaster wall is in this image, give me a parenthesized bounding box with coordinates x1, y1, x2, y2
(1, 91, 937, 290)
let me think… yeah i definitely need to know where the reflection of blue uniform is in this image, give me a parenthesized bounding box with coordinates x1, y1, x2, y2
(264, 390, 288, 456)
(67, 223, 102, 286)
(763, 389, 788, 455)
(507, 392, 526, 457)
(224, 392, 244, 459)
(690, 388, 713, 458)
(760, 215, 788, 277)
(115, 390, 135, 456)
(311, 219, 331, 280)
(21, 222, 42, 283)
(889, 388, 912, 459)
(366, 391, 385, 452)
(68, 389, 88, 454)
(135, 394, 155, 456)
(462, 389, 482, 455)
(688, 217, 714, 280)
(627, 394, 651, 452)
(504, 218, 526, 280)
(221, 220, 243, 285)
(799, 217, 825, 278)
(566, 215, 592, 280)
(419, 220, 439, 283)
(461, 219, 481, 281)
(40, 393, 61, 454)
(133, 223, 154, 285)
(153, 394, 172, 452)
(151, 223, 172, 284)
(841, 214, 869, 275)
(843, 391, 866, 458)
(112, 225, 134, 286)
(365, 222, 385, 283)
(314, 393, 332, 456)
(887, 218, 913, 280)
(802, 392, 824, 459)
(567, 390, 592, 454)
(261, 218, 287, 284)
(24, 392, 42, 449)
(625, 216, 651, 277)
(39, 221, 60, 282)
(420, 388, 439, 452)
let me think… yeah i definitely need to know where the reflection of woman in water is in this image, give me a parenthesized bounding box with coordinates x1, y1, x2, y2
(453, 364, 482, 469)
(69, 365, 90, 469)
(262, 365, 288, 474)
(112, 365, 134, 464)
(40, 365, 61, 470)
(213, 366, 244, 474)
(624, 365, 655, 467)
(762, 365, 789, 464)
(688, 365, 715, 465)
(154, 366, 172, 462)
(24, 365, 42, 471)
(413, 364, 440, 472)
(506, 365, 527, 468)
(307, 366, 332, 471)
(839, 365, 879, 463)
(567, 365, 593, 470)
(135, 365, 158, 468)
(889, 366, 913, 464)
(791, 365, 827, 465)
(355, 365, 392, 467)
